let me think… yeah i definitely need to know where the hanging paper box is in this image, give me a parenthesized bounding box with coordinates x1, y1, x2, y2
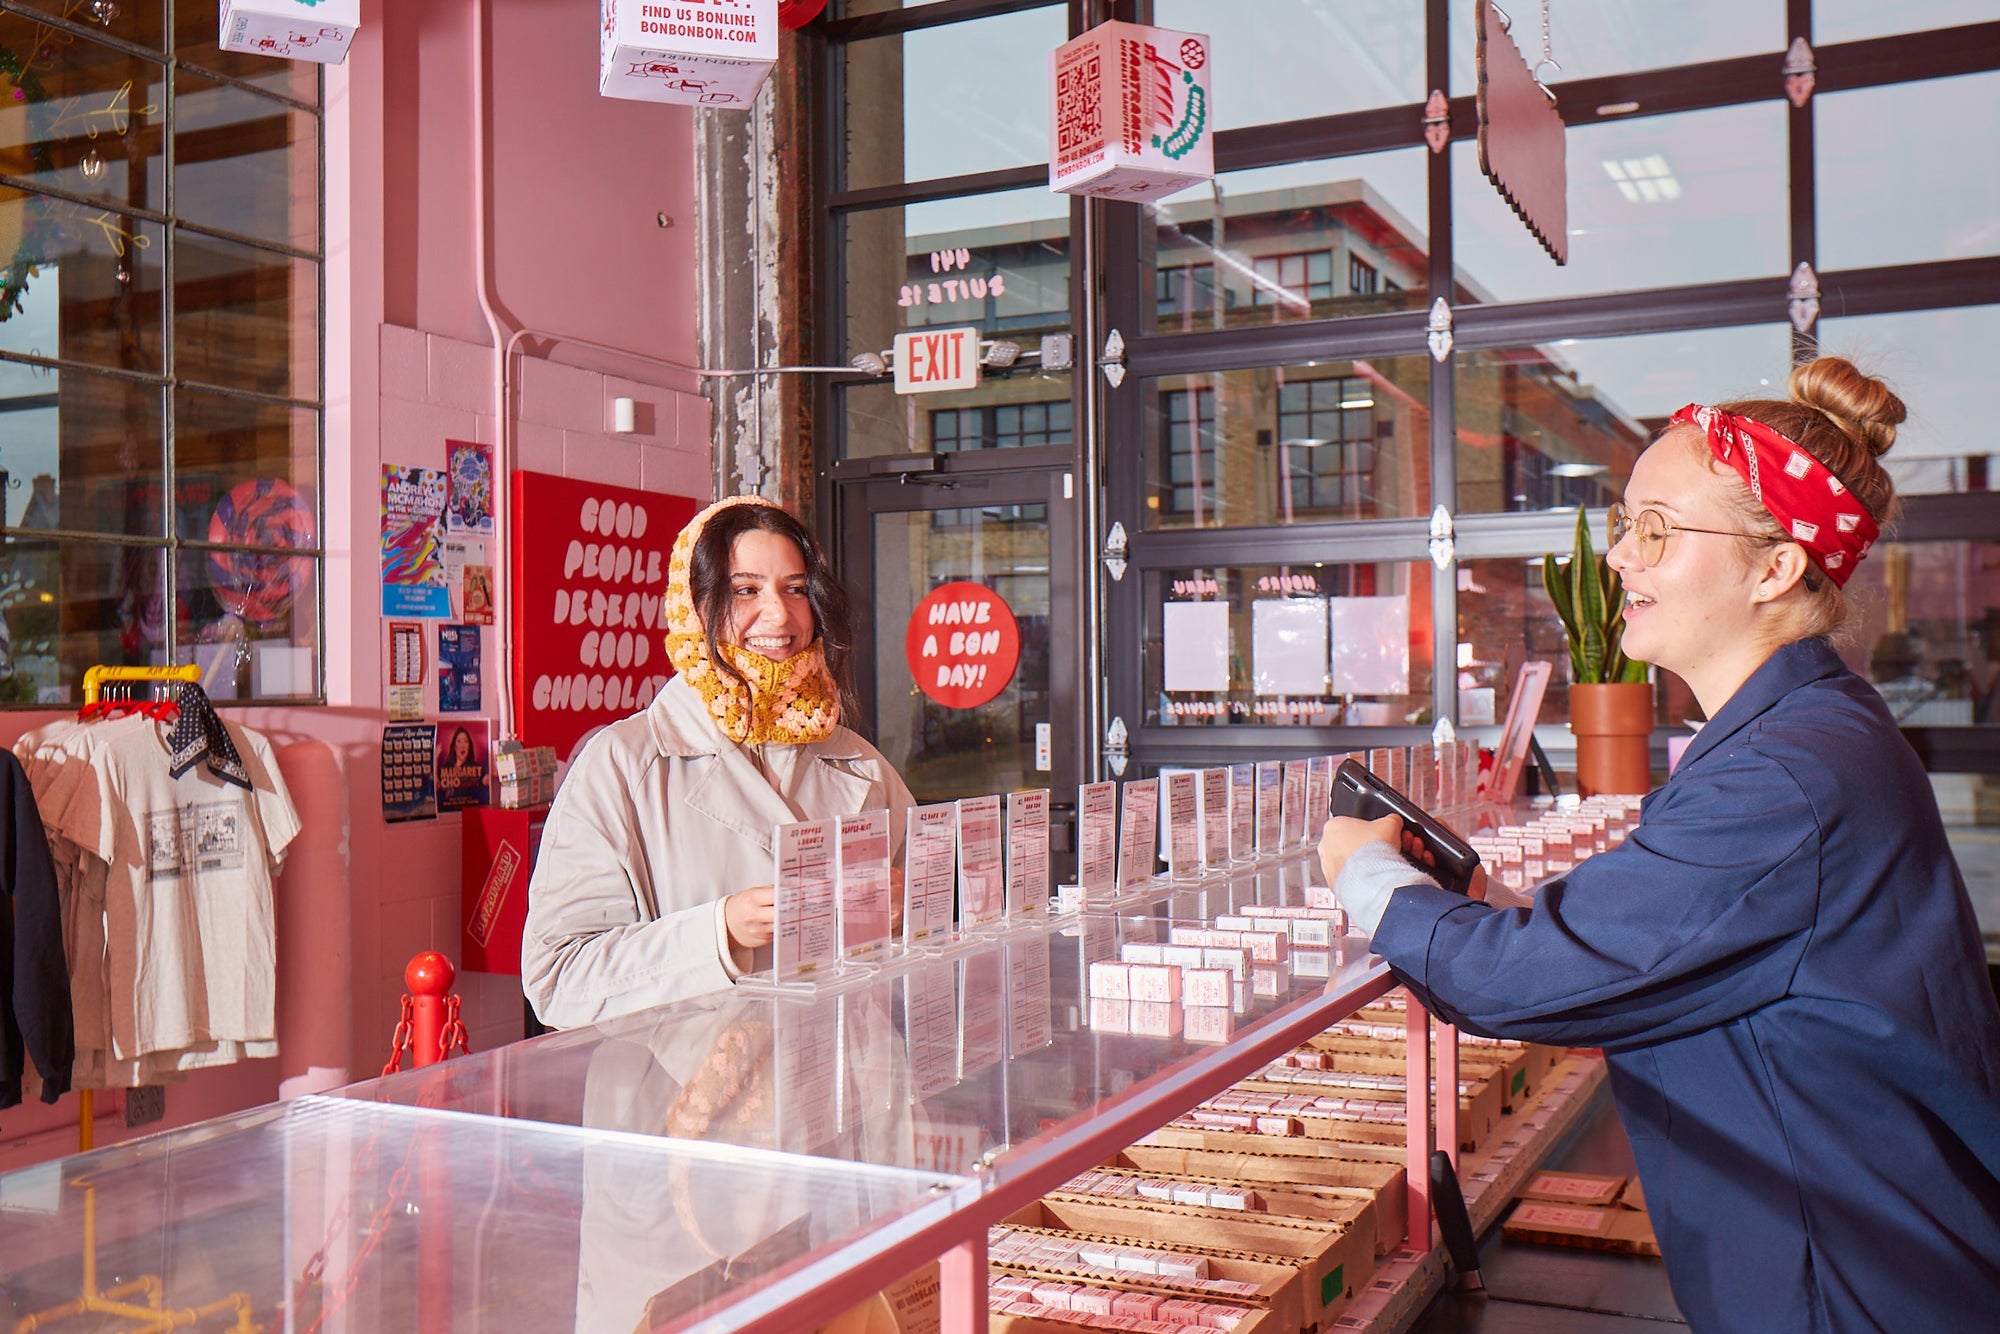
(600, 0, 778, 108)
(218, 0, 359, 65)
(1049, 20, 1214, 203)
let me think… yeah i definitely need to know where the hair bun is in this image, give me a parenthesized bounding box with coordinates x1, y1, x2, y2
(1789, 356, 1905, 458)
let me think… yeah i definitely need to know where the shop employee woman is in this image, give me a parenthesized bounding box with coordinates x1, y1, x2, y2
(1321, 358, 2000, 1331)
(524, 496, 914, 1028)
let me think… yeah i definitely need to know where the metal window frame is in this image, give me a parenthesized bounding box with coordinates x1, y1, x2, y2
(0, 0, 327, 705)
(810, 1, 2000, 778)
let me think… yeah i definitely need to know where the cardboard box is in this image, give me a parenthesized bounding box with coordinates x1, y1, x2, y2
(1240, 1068, 1504, 1154)
(220, 0, 358, 65)
(1115, 1145, 1405, 1256)
(1619, 1177, 1647, 1213)
(1049, 21, 1214, 203)
(1518, 1170, 1625, 1209)
(996, 1215, 1298, 1332)
(1501, 1201, 1661, 1257)
(816, 1262, 939, 1334)
(1056, 1168, 1377, 1254)
(1007, 1193, 1371, 1326)
(990, 1304, 1274, 1334)
(600, 0, 777, 108)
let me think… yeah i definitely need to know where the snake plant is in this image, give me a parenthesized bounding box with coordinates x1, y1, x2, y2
(1543, 505, 1649, 684)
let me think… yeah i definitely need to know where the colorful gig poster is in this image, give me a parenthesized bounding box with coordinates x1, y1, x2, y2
(436, 721, 491, 812)
(381, 466, 451, 618)
(446, 439, 495, 536)
(438, 624, 482, 713)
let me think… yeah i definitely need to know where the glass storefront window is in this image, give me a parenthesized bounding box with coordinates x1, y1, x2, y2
(1816, 2, 1997, 45)
(1143, 562, 1435, 727)
(1147, 151, 1429, 335)
(1451, 102, 1788, 304)
(842, 5, 1068, 190)
(871, 504, 1051, 802)
(1836, 541, 2000, 729)
(1153, 0, 1425, 127)
(1455, 557, 1697, 732)
(1818, 306, 1997, 496)
(0, 3, 320, 703)
(1450, 2, 1781, 85)
(1456, 325, 1793, 514)
(1143, 357, 1431, 529)
(1818, 70, 2000, 274)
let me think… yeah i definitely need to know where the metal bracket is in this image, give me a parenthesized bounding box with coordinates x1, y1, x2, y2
(1105, 715, 1130, 778)
(1101, 328, 1127, 389)
(1102, 520, 1129, 582)
(1427, 298, 1454, 362)
(1783, 37, 1816, 108)
(1428, 504, 1456, 569)
(1787, 261, 1821, 335)
(1040, 333, 1075, 371)
(1423, 89, 1451, 153)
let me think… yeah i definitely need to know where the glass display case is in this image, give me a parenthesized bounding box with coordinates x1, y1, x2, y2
(4, 851, 1458, 1334)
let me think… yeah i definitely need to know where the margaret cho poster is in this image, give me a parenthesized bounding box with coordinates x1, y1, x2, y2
(381, 465, 452, 618)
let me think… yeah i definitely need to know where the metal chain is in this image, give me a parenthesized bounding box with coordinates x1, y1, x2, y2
(1535, 0, 1562, 82)
(439, 995, 472, 1060)
(381, 994, 414, 1076)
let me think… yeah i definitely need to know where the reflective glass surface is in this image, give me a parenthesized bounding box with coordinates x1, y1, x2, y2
(1154, 0, 1425, 126)
(1148, 152, 1430, 335)
(174, 71, 320, 249)
(0, 1096, 967, 1334)
(1450, 1, 1781, 84)
(1835, 541, 2000, 729)
(1, 0, 162, 53)
(1454, 557, 1698, 734)
(173, 232, 318, 398)
(0, 192, 165, 374)
(1816, 1, 1999, 44)
(0, 357, 164, 534)
(1143, 359, 1431, 528)
(843, 7, 1069, 189)
(872, 502, 1050, 801)
(1144, 563, 1436, 727)
(1818, 305, 1998, 496)
(1818, 70, 2000, 274)
(0, 33, 165, 211)
(1451, 102, 1788, 304)
(1455, 325, 1794, 514)
(173, 0, 319, 101)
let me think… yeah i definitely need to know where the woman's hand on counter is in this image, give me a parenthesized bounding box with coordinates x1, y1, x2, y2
(724, 886, 777, 950)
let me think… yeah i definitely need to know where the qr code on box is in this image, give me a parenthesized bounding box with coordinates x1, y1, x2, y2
(1055, 51, 1102, 167)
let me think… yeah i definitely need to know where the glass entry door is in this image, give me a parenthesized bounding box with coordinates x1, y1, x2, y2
(837, 466, 1079, 811)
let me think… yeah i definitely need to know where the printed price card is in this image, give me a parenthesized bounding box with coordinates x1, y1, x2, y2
(1306, 755, 1336, 843)
(956, 795, 1005, 929)
(1229, 763, 1255, 862)
(1005, 790, 1051, 920)
(1282, 759, 1310, 849)
(1255, 761, 1283, 855)
(1077, 781, 1118, 899)
(1199, 768, 1230, 873)
(837, 810, 892, 962)
(774, 817, 838, 981)
(1165, 771, 1201, 881)
(903, 804, 959, 947)
(1117, 778, 1160, 890)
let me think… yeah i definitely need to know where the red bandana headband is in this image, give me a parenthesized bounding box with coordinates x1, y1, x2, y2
(1668, 403, 1879, 587)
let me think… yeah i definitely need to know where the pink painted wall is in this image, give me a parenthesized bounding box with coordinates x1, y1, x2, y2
(0, 0, 711, 1168)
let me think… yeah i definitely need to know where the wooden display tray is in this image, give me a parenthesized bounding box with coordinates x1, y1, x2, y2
(1113, 1145, 1407, 1257)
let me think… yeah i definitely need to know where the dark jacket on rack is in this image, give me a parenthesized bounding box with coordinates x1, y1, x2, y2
(1, 748, 70, 1112)
(1371, 638, 2000, 1334)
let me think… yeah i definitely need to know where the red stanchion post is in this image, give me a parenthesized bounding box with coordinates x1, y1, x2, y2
(406, 951, 455, 1068)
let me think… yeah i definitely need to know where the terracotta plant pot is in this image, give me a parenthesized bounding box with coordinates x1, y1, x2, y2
(1569, 681, 1655, 796)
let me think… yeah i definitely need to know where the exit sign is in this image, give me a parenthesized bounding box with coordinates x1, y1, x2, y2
(893, 327, 983, 395)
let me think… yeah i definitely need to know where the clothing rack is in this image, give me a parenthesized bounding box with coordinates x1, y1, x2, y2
(72, 664, 202, 1151)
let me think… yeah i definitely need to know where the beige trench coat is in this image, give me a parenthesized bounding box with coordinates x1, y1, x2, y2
(522, 674, 914, 1029)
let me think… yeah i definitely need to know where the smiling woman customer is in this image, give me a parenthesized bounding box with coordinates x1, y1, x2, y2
(523, 496, 914, 1029)
(1321, 358, 2000, 1332)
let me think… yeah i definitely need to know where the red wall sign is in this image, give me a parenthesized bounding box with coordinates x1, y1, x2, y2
(904, 581, 1022, 710)
(511, 470, 699, 759)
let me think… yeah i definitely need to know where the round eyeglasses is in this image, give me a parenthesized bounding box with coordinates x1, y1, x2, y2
(1606, 502, 1782, 568)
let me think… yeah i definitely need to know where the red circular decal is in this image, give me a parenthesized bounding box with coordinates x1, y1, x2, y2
(905, 581, 1022, 710)
(778, 0, 830, 29)
(1179, 38, 1206, 69)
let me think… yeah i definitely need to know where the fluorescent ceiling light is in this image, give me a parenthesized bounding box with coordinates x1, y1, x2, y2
(1338, 398, 1375, 409)
(1602, 154, 1681, 204)
(1548, 462, 1609, 477)
(1281, 437, 1334, 449)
